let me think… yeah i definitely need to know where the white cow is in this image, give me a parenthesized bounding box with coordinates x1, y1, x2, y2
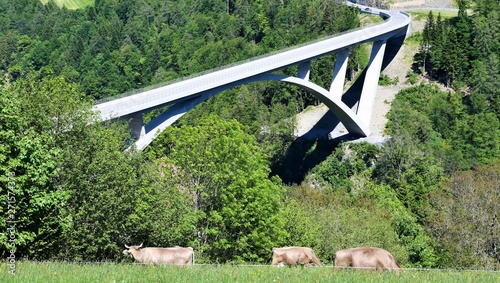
(123, 243, 194, 266)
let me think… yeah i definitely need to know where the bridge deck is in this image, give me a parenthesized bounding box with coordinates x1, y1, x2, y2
(94, 6, 410, 120)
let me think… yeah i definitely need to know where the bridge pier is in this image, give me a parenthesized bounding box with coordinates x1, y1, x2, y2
(329, 48, 350, 96)
(356, 40, 387, 126)
(129, 113, 145, 141)
(135, 95, 211, 150)
(298, 61, 311, 81)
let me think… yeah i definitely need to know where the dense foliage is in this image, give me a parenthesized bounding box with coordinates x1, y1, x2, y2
(148, 116, 287, 263)
(0, 75, 198, 261)
(0, 0, 498, 270)
(428, 165, 499, 269)
(386, 0, 499, 268)
(418, 0, 500, 113)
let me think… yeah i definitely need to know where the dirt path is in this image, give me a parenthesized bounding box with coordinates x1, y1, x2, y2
(294, 10, 428, 142)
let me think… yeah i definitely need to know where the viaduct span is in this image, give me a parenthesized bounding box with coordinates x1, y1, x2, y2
(94, 3, 411, 150)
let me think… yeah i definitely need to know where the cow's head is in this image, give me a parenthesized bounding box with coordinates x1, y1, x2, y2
(123, 243, 143, 256)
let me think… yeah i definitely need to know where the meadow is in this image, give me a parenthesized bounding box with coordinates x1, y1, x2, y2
(39, 0, 94, 9)
(407, 9, 464, 20)
(1, 261, 498, 283)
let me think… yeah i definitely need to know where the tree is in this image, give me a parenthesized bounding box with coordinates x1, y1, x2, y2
(57, 131, 197, 261)
(470, 8, 500, 117)
(427, 13, 446, 80)
(0, 75, 92, 259)
(450, 112, 500, 168)
(428, 165, 499, 269)
(307, 142, 378, 193)
(148, 115, 287, 263)
(374, 129, 444, 222)
(419, 11, 434, 73)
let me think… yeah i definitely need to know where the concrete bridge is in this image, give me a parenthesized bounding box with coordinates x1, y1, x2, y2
(93, 3, 411, 150)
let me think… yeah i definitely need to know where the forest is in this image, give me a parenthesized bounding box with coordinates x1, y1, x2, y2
(0, 0, 498, 269)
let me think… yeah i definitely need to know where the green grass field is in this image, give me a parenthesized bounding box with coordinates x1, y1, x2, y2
(40, 0, 94, 10)
(1, 262, 498, 283)
(407, 9, 461, 21)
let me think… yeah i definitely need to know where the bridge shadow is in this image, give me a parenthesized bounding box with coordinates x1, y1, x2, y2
(272, 115, 362, 184)
(272, 69, 369, 184)
(272, 108, 363, 185)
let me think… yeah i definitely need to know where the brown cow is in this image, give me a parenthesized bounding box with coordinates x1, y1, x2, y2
(272, 246, 322, 267)
(123, 243, 194, 266)
(334, 247, 401, 271)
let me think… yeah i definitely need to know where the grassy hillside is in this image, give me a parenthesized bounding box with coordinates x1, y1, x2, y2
(40, 0, 93, 9)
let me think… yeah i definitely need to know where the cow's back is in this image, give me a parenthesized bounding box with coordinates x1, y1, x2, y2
(335, 247, 400, 271)
(350, 248, 381, 269)
(140, 247, 193, 265)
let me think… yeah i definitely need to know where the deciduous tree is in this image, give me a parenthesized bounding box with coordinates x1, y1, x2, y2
(428, 165, 499, 269)
(148, 115, 287, 263)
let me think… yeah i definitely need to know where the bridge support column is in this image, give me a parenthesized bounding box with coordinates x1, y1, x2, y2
(129, 113, 145, 141)
(135, 94, 210, 150)
(329, 48, 350, 96)
(298, 61, 311, 81)
(357, 40, 387, 126)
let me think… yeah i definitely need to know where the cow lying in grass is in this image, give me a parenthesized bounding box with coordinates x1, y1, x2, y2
(334, 247, 401, 271)
(123, 243, 194, 266)
(272, 246, 322, 267)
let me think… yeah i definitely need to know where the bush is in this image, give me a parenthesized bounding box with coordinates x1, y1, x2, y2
(379, 73, 399, 86)
(406, 71, 419, 85)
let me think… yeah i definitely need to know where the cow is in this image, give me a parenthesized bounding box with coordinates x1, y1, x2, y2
(123, 243, 194, 266)
(334, 247, 401, 271)
(272, 246, 322, 267)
